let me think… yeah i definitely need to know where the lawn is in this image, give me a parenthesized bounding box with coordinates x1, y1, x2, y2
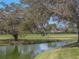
(34, 47, 79, 59)
(0, 34, 78, 40)
(0, 34, 13, 40)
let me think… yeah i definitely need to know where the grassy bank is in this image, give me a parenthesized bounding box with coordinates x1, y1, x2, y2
(0, 35, 13, 40)
(35, 47, 79, 59)
(0, 34, 78, 40)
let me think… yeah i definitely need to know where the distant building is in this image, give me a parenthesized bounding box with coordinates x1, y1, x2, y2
(48, 16, 77, 33)
(48, 16, 67, 32)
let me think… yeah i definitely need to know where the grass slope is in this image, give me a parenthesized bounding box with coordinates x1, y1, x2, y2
(0, 34, 78, 40)
(35, 47, 79, 59)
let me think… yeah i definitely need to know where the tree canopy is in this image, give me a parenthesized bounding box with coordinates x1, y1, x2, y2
(0, 0, 78, 40)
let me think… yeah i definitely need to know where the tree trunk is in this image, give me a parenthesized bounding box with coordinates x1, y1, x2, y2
(13, 33, 18, 41)
(77, 22, 79, 42)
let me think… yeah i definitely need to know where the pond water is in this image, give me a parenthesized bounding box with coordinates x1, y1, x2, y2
(0, 41, 75, 59)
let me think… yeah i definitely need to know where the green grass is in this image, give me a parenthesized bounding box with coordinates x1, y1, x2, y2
(0, 34, 13, 40)
(0, 34, 78, 40)
(19, 34, 78, 40)
(34, 47, 79, 59)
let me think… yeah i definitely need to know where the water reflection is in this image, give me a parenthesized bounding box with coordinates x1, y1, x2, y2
(0, 41, 75, 59)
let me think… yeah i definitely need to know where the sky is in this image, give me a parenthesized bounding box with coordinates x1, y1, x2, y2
(0, 0, 20, 8)
(0, 0, 30, 9)
(0, 0, 20, 4)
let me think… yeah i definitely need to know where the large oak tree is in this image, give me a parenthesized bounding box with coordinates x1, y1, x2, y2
(0, 0, 78, 41)
(23, 0, 79, 41)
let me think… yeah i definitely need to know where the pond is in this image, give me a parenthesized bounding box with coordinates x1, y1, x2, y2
(0, 41, 76, 59)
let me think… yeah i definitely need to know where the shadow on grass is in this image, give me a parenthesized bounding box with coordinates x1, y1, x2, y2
(62, 42, 79, 47)
(0, 39, 61, 45)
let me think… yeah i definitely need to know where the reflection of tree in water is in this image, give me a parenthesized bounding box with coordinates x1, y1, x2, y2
(0, 46, 6, 59)
(6, 45, 34, 59)
(6, 45, 19, 59)
(19, 45, 36, 59)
